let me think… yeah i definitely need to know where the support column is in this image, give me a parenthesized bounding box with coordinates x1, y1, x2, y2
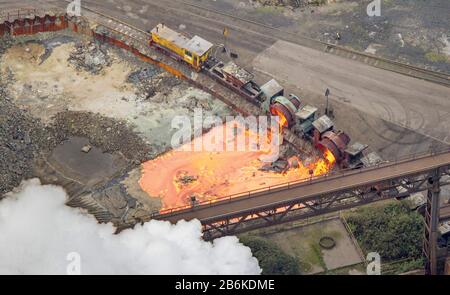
(423, 169, 441, 275)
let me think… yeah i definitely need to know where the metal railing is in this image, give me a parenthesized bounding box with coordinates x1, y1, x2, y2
(156, 147, 450, 217)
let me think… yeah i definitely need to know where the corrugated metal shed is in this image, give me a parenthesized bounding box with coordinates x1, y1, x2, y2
(312, 115, 333, 133)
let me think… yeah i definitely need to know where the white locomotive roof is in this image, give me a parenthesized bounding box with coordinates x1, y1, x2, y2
(185, 35, 213, 56)
(151, 24, 213, 56)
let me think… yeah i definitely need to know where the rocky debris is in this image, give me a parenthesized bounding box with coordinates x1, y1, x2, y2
(88, 183, 154, 226)
(174, 171, 199, 187)
(81, 144, 92, 153)
(177, 175, 198, 185)
(127, 66, 161, 84)
(127, 67, 182, 100)
(260, 159, 290, 173)
(0, 67, 14, 99)
(68, 41, 111, 74)
(127, 66, 160, 100)
(39, 35, 77, 64)
(252, 0, 327, 8)
(0, 34, 14, 55)
(49, 111, 152, 163)
(0, 99, 55, 196)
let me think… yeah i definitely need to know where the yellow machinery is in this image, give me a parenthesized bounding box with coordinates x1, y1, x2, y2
(150, 23, 213, 71)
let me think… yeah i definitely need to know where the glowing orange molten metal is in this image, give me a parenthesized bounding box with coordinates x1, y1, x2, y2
(139, 121, 336, 211)
(273, 109, 288, 129)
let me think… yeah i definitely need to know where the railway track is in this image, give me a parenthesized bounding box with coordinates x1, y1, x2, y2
(56, 0, 450, 87)
(4, 3, 450, 216)
(177, 0, 450, 88)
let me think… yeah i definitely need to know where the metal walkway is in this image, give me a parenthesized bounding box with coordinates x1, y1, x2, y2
(155, 151, 450, 227)
(154, 150, 450, 274)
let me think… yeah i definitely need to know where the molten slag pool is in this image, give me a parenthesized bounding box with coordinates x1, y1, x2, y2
(139, 120, 335, 212)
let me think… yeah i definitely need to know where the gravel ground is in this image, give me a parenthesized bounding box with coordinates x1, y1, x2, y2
(0, 99, 54, 195)
(0, 98, 152, 196)
(194, 0, 450, 72)
(0, 34, 152, 195)
(49, 111, 152, 163)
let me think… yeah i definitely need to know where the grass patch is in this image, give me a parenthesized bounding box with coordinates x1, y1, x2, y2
(240, 235, 301, 275)
(260, 220, 344, 273)
(425, 52, 449, 63)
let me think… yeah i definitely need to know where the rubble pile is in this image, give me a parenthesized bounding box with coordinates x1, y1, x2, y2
(0, 99, 54, 195)
(68, 41, 111, 74)
(50, 111, 152, 163)
(127, 67, 182, 100)
(0, 34, 13, 55)
(0, 67, 14, 100)
(176, 173, 198, 187)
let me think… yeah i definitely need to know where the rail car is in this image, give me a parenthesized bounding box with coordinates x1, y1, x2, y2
(150, 23, 213, 71)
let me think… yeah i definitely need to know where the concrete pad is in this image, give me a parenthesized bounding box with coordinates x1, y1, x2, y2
(320, 220, 363, 270)
(263, 218, 363, 274)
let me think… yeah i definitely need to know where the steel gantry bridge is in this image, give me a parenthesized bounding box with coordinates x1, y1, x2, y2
(153, 150, 450, 274)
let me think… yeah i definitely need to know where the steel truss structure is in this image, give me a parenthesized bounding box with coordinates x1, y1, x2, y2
(201, 165, 450, 274)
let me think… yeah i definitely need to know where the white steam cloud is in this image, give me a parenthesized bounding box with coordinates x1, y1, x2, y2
(0, 179, 261, 275)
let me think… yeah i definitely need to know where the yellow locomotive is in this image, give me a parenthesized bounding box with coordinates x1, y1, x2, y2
(150, 23, 214, 71)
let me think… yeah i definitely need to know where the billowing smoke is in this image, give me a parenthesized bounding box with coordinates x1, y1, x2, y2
(0, 179, 261, 275)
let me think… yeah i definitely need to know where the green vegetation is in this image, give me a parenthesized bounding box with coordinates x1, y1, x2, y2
(345, 202, 424, 274)
(310, 243, 327, 271)
(240, 236, 301, 275)
(309, 0, 327, 6)
(425, 52, 449, 63)
(321, 263, 366, 275)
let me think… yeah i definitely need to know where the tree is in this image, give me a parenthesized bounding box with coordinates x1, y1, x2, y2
(346, 203, 423, 261)
(240, 236, 301, 275)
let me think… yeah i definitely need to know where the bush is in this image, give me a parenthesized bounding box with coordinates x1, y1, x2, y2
(425, 52, 449, 63)
(240, 236, 301, 275)
(346, 203, 423, 261)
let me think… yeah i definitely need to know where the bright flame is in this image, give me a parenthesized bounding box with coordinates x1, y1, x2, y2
(273, 109, 288, 129)
(139, 121, 336, 212)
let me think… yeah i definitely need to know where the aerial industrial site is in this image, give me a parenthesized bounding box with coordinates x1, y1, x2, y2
(0, 0, 449, 276)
